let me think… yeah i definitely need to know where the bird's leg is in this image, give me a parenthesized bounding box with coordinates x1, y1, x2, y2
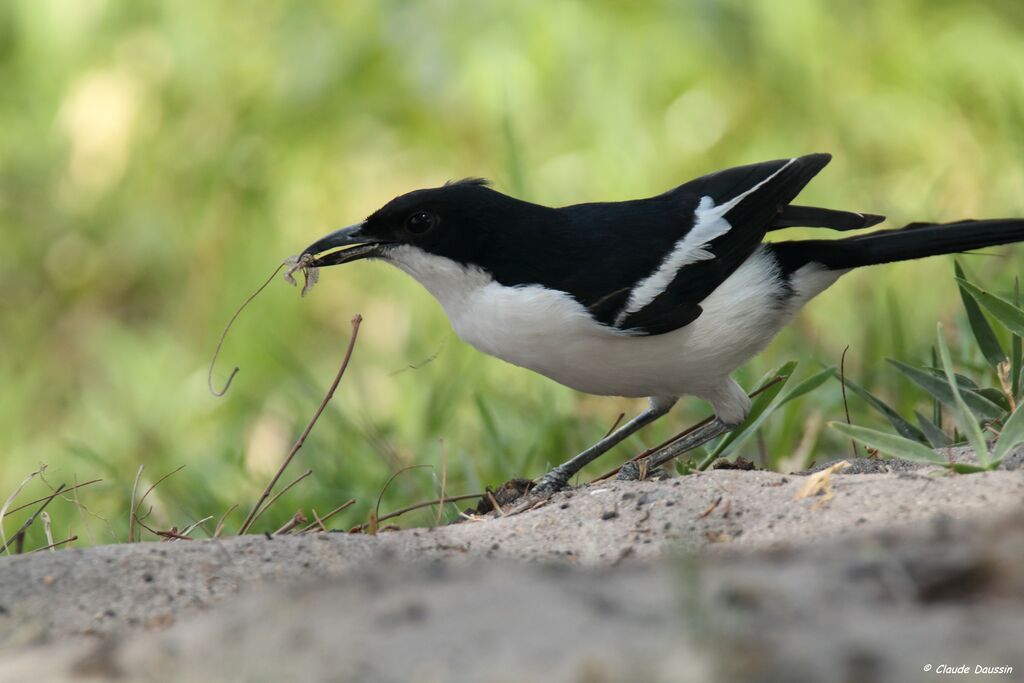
(618, 379, 750, 480)
(616, 418, 730, 480)
(532, 396, 677, 495)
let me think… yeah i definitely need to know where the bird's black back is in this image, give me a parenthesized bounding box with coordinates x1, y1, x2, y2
(473, 154, 832, 335)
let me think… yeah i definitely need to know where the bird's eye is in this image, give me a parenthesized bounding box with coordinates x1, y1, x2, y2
(406, 211, 437, 235)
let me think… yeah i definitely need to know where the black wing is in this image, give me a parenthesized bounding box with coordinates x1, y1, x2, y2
(612, 154, 833, 335)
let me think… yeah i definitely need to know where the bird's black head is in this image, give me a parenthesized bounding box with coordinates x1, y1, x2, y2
(302, 178, 509, 268)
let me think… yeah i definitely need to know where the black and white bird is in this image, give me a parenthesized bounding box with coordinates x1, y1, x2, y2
(301, 154, 1024, 493)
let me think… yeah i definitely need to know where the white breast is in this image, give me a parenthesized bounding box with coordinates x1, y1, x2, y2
(384, 245, 840, 402)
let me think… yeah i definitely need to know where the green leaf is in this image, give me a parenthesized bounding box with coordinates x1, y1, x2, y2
(919, 367, 979, 390)
(701, 361, 798, 465)
(949, 463, 990, 474)
(829, 370, 928, 443)
(954, 260, 1005, 370)
(994, 402, 1024, 461)
(779, 365, 835, 405)
(886, 359, 1005, 421)
(914, 411, 950, 448)
(829, 422, 946, 464)
(1013, 278, 1021, 399)
(956, 278, 1024, 338)
(971, 387, 1011, 412)
(936, 323, 991, 467)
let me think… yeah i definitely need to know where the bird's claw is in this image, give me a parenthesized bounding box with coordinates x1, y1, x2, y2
(527, 470, 570, 499)
(616, 461, 642, 481)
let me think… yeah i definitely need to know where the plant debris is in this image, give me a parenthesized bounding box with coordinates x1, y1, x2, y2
(793, 459, 850, 503)
(283, 253, 320, 297)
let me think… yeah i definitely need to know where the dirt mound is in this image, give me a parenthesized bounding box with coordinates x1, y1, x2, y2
(0, 463, 1021, 682)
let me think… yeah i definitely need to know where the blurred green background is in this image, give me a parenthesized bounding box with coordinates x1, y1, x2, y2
(3, 1, 1023, 545)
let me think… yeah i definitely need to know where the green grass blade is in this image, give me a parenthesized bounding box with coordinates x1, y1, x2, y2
(706, 361, 798, 460)
(949, 463, 990, 474)
(1013, 278, 1022, 399)
(829, 370, 928, 443)
(953, 260, 1005, 370)
(886, 359, 1005, 421)
(829, 422, 946, 464)
(936, 323, 991, 467)
(971, 387, 1011, 412)
(779, 365, 835, 405)
(994, 402, 1024, 462)
(914, 411, 950, 448)
(956, 278, 1024, 338)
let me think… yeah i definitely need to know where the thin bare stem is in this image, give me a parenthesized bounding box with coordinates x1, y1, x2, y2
(128, 465, 144, 543)
(1, 484, 66, 553)
(238, 314, 363, 534)
(208, 263, 286, 397)
(435, 438, 447, 526)
(214, 503, 238, 539)
(1, 468, 42, 554)
(307, 509, 328, 533)
(603, 412, 626, 439)
(244, 469, 312, 533)
(841, 345, 858, 458)
(180, 516, 213, 537)
(30, 534, 78, 552)
(131, 466, 185, 539)
(5, 479, 101, 518)
(350, 492, 482, 532)
(41, 512, 54, 551)
(486, 490, 505, 517)
(274, 511, 307, 535)
(299, 498, 355, 533)
(374, 464, 432, 526)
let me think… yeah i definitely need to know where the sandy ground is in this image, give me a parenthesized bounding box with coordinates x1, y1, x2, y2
(0, 455, 1022, 682)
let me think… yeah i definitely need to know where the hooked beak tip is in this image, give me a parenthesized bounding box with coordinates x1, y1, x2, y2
(302, 223, 368, 257)
(302, 222, 387, 267)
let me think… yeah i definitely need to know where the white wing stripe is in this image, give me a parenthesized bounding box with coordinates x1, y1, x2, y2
(614, 158, 795, 326)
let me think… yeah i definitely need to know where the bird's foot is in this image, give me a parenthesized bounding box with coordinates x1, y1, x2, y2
(615, 461, 669, 481)
(530, 470, 570, 498)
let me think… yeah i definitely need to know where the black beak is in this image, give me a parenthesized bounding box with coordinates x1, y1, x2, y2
(301, 223, 388, 267)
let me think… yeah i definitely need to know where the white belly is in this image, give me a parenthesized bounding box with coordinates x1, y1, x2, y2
(386, 245, 840, 399)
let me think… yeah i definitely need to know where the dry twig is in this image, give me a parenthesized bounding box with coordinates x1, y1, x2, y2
(840, 346, 858, 458)
(696, 496, 723, 519)
(306, 509, 328, 533)
(369, 464, 432, 534)
(214, 504, 238, 539)
(299, 499, 355, 533)
(349, 493, 482, 532)
(238, 314, 363, 534)
(1, 484, 66, 554)
(603, 413, 626, 439)
(128, 465, 144, 543)
(435, 438, 447, 526)
(208, 263, 287, 397)
(0, 469, 42, 553)
(245, 469, 313, 533)
(274, 511, 308, 535)
(41, 511, 55, 551)
(4, 478, 101, 518)
(180, 516, 214, 537)
(30, 534, 78, 553)
(130, 465, 186, 542)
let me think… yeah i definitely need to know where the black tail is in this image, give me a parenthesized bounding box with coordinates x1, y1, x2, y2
(770, 204, 885, 231)
(770, 219, 1024, 272)
(771, 218, 1024, 273)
